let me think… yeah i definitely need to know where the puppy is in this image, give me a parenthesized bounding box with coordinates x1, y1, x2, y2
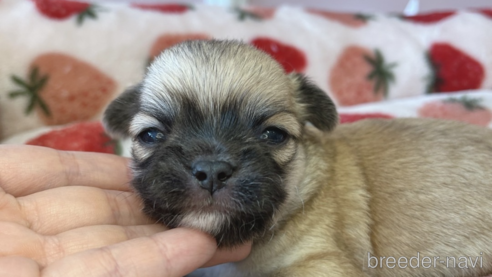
(103, 40, 492, 277)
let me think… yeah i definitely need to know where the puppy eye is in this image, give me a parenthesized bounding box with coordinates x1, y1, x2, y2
(259, 127, 288, 144)
(138, 128, 165, 144)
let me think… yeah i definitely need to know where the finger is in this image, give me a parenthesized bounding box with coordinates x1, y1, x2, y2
(0, 221, 166, 267)
(43, 224, 168, 265)
(0, 145, 132, 196)
(44, 225, 249, 267)
(0, 188, 28, 226)
(42, 228, 217, 277)
(202, 242, 252, 267)
(45, 226, 249, 268)
(0, 256, 40, 277)
(17, 186, 152, 235)
(0, 222, 43, 263)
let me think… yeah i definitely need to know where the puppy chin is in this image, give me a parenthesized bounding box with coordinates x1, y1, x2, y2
(179, 212, 228, 235)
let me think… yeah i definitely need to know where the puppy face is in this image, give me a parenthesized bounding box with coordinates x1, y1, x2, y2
(104, 40, 337, 247)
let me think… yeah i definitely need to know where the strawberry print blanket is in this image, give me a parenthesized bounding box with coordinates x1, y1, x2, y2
(1, 0, 492, 149)
(3, 90, 492, 156)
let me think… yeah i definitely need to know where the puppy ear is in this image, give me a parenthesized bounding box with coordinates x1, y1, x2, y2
(291, 74, 338, 132)
(103, 84, 142, 138)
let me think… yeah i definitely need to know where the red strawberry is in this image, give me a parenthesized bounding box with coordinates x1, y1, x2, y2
(149, 33, 210, 62)
(339, 112, 394, 124)
(427, 43, 484, 93)
(234, 7, 276, 21)
(329, 46, 397, 106)
(307, 9, 372, 28)
(26, 121, 119, 154)
(401, 11, 455, 24)
(32, 0, 102, 25)
(477, 9, 492, 19)
(132, 3, 192, 14)
(418, 96, 492, 127)
(9, 53, 116, 126)
(250, 37, 307, 73)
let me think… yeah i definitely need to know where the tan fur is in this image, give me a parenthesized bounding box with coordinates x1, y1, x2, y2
(223, 119, 492, 277)
(144, 40, 296, 117)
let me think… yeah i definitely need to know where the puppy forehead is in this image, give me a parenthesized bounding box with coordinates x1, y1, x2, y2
(141, 40, 295, 114)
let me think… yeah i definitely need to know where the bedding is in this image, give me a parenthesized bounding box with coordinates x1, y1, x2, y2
(1, 0, 492, 147)
(3, 90, 492, 156)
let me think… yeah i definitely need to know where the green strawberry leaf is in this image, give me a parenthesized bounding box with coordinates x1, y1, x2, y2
(86, 9, 97, 18)
(37, 96, 51, 116)
(8, 90, 29, 98)
(29, 67, 39, 85)
(354, 13, 374, 22)
(76, 12, 85, 25)
(444, 96, 485, 111)
(234, 8, 262, 21)
(26, 95, 37, 114)
(9, 67, 51, 116)
(76, 5, 105, 26)
(11, 75, 31, 90)
(365, 49, 398, 97)
(34, 75, 48, 92)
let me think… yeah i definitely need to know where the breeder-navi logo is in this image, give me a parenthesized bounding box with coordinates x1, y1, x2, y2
(367, 252, 484, 269)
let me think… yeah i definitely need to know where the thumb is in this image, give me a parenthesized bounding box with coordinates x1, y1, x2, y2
(42, 228, 217, 277)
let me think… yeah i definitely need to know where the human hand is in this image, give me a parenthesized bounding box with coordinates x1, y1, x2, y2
(0, 145, 251, 277)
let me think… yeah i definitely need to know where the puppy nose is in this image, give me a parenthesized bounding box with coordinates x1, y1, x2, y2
(192, 161, 233, 194)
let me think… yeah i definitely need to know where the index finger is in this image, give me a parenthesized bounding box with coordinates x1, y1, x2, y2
(0, 145, 132, 196)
